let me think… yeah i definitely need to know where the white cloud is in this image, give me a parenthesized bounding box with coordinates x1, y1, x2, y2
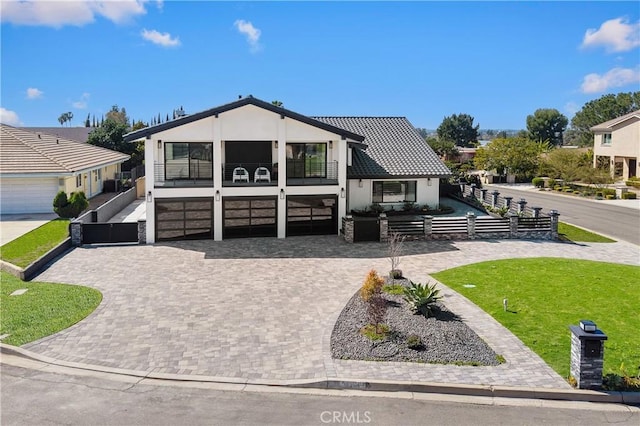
(580, 67, 640, 94)
(0, 108, 23, 126)
(141, 28, 180, 47)
(234, 19, 262, 53)
(26, 87, 43, 99)
(0, 0, 147, 28)
(581, 17, 640, 53)
(72, 93, 91, 109)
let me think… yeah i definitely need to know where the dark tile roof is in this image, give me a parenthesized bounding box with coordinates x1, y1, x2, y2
(313, 117, 451, 179)
(19, 127, 95, 143)
(123, 96, 365, 143)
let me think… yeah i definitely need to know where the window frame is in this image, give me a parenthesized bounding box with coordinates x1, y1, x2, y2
(286, 143, 327, 178)
(602, 133, 612, 145)
(164, 142, 213, 181)
(372, 180, 417, 203)
(76, 175, 82, 187)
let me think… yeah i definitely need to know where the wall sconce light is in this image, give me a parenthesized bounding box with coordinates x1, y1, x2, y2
(329, 141, 333, 149)
(215, 190, 221, 201)
(427, 177, 432, 186)
(358, 179, 363, 188)
(157, 140, 162, 149)
(280, 188, 285, 199)
(275, 140, 278, 148)
(146, 191, 152, 202)
(341, 187, 345, 198)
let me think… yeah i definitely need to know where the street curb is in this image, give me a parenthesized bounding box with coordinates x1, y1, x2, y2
(2, 344, 638, 405)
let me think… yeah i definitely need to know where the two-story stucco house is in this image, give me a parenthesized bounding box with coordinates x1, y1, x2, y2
(591, 110, 640, 179)
(123, 96, 450, 243)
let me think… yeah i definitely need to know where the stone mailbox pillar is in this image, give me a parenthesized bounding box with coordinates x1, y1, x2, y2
(517, 198, 527, 214)
(343, 215, 354, 243)
(504, 196, 513, 210)
(70, 221, 82, 247)
(379, 213, 389, 243)
(466, 212, 476, 239)
(549, 210, 560, 240)
(569, 320, 607, 390)
(423, 215, 433, 238)
(531, 207, 543, 218)
(491, 190, 500, 208)
(480, 189, 488, 204)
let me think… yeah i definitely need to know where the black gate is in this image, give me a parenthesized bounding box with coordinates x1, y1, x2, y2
(82, 223, 139, 244)
(353, 217, 380, 242)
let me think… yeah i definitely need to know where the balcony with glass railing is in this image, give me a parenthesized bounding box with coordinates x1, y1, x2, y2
(154, 160, 213, 187)
(286, 160, 338, 185)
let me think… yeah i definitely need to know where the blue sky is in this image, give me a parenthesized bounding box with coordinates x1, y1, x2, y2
(1, 1, 639, 130)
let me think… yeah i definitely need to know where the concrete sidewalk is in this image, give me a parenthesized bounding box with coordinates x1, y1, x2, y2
(19, 237, 640, 397)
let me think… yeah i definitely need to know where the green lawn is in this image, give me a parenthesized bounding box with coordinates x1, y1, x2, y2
(0, 219, 70, 268)
(558, 222, 616, 243)
(0, 272, 102, 346)
(432, 258, 640, 379)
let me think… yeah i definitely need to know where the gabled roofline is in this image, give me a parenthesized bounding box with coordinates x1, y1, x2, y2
(123, 96, 366, 143)
(590, 110, 640, 132)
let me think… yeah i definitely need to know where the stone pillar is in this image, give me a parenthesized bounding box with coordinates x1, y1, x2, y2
(549, 209, 560, 240)
(470, 184, 477, 199)
(466, 212, 476, 239)
(459, 182, 466, 196)
(343, 215, 354, 243)
(70, 221, 82, 247)
(508, 213, 519, 238)
(480, 189, 488, 204)
(423, 215, 433, 238)
(569, 322, 607, 390)
(517, 198, 527, 214)
(379, 213, 389, 243)
(504, 196, 513, 210)
(491, 190, 500, 208)
(137, 219, 147, 245)
(532, 207, 543, 218)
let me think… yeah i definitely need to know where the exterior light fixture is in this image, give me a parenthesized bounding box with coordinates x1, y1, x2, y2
(280, 188, 285, 199)
(146, 191, 152, 202)
(358, 179, 363, 188)
(157, 140, 162, 149)
(340, 187, 345, 198)
(329, 141, 333, 149)
(275, 140, 278, 148)
(427, 177, 432, 186)
(215, 190, 221, 201)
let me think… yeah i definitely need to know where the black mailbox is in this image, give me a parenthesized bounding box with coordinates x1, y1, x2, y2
(584, 339, 602, 358)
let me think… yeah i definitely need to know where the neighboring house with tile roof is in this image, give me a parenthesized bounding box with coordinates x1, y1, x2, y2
(19, 126, 95, 144)
(124, 96, 450, 243)
(0, 125, 129, 214)
(591, 110, 640, 179)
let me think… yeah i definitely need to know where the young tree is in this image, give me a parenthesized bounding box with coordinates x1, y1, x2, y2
(474, 136, 543, 179)
(84, 113, 91, 127)
(542, 148, 589, 182)
(436, 113, 479, 147)
(526, 108, 568, 146)
(571, 91, 640, 147)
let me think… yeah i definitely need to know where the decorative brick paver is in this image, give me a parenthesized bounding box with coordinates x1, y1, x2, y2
(27, 237, 639, 389)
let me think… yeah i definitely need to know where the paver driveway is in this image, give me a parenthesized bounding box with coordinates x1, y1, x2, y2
(26, 236, 640, 388)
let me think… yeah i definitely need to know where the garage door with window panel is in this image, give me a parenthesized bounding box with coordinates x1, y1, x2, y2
(287, 195, 337, 236)
(155, 198, 213, 241)
(223, 197, 277, 239)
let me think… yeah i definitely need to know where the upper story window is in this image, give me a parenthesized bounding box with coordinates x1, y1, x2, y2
(286, 143, 327, 178)
(165, 142, 213, 180)
(372, 181, 416, 203)
(602, 133, 612, 145)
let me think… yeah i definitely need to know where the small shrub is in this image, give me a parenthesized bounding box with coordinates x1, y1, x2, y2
(403, 281, 442, 317)
(389, 269, 403, 279)
(532, 177, 544, 188)
(567, 375, 577, 388)
(368, 203, 384, 214)
(52, 190, 88, 218)
(360, 270, 384, 301)
(360, 270, 387, 333)
(360, 324, 389, 341)
(554, 185, 563, 191)
(495, 354, 506, 364)
(547, 179, 556, 188)
(606, 194, 615, 200)
(622, 192, 637, 199)
(573, 190, 581, 195)
(563, 187, 573, 192)
(602, 188, 616, 197)
(406, 334, 424, 350)
(402, 201, 416, 211)
(382, 284, 405, 295)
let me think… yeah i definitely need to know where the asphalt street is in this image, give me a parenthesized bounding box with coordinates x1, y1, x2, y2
(484, 185, 640, 246)
(1, 360, 638, 426)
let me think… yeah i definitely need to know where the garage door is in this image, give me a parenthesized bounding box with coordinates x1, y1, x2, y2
(223, 197, 277, 239)
(0, 177, 59, 214)
(155, 198, 214, 241)
(287, 195, 337, 236)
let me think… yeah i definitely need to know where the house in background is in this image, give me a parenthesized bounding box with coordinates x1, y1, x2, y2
(0, 125, 129, 214)
(591, 110, 640, 179)
(124, 96, 450, 243)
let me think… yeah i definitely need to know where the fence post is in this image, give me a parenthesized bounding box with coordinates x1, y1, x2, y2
(480, 188, 488, 204)
(509, 213, 519, 238)
(504, 196, 513, 210)
(70, 220, 83, 246)
(549, 209, 560, 240)
(343, 215, 354, 243)
(466, 212, 476, 239)
(532, 207, 543, 218)
(491, 190, 500, 208)
(379, 213, 389, 242)
(137, 219, 147, 244)
(517, 198, 527, 214)
(459, 182, 466, 196)
(423, 215, 433, 238)
(470, 184, 477, 199)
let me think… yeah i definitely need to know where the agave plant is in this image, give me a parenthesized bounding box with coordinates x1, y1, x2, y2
(403, 281, 442, 317)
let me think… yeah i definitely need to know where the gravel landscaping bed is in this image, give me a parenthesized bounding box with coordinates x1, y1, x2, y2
(331, 283, 501, 366)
